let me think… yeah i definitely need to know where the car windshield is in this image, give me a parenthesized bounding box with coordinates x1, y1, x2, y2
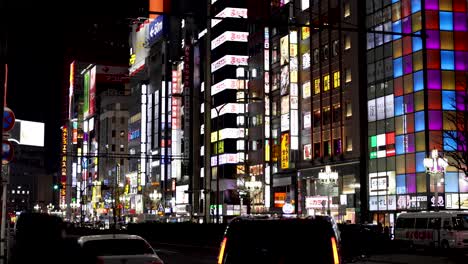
(453, 215, 468, 230)
(222, 220, 335, 264)
(82, 239, 154, 256)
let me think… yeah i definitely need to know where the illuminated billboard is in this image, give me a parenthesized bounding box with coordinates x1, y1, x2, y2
(211, 55, 248, 73)
(83, 71, 90, 117)
(281, 133, 289, 169)
(89, 66, 96, 116)
(211, 31, 249, 50)
(10, 119, 45, 147)
(147, 15, 165, 46)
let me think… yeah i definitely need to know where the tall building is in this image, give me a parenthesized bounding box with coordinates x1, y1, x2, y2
(366, 0, 468, 226)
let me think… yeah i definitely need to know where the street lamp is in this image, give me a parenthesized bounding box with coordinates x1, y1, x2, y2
(33, 204, 40, 212)
(424, 149, 448, 211)
(46, 203, 54, 213)
(318, 165, 339, 216)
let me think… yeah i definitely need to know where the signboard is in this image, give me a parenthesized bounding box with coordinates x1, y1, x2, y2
(280, 133, 289, 169)
(303, 144, 312, 160)
(83, 71, 90, 117)
(2, 140, 13, 164)
(147, 15, 165, 46)
(305, 196, 336, 209)
(282, 203, 294, 214)
(89, 66, 96, 116)
(183, 45, 192, 162)
(211, 31, 249, 50)
(61, 126, 68, 205)
(3, 107, 15, 132)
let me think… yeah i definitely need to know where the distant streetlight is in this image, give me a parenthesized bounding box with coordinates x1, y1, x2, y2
(424, 149, 448, 211)
(149, 190, 162, 214)
(33, 204, 40, 212)
(318, 165, 339, 216)
(46, 203, 54, 213)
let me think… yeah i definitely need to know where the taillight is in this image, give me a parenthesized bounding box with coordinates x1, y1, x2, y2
(331, 237, 339, 264)
(217, 237, 228, 264)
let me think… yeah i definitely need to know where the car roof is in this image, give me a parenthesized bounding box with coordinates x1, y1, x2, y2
(78, 234, 145, 244)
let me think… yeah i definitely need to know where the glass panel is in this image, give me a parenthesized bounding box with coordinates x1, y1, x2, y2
(445, 172, 459, 193)
(442, 71, 455, 90)
(414, 111, 425, 132)
(393, 39, 403, 58)
(415, 131, 425, 152)
(440, 31, 454, 50)
(396, 174, 406, 194)
(412, 12, 422, 32)
(428, 111, 443, 130)
(427, 49, 441, 69)
(428, 90, 442, 109)
(442, 91, 456, 110)
(417, 173, 426, 193)
(414, 91, 425, 111)
(407, 173, 416, 193)
(415, 152, 426, 173)
(394, 58, 403, 78)
(413, 51, 423, 71)
(441, 50, 455, 70)
(404, 74, 413, 94)
(440, 11, 454, 31)
(426, 30, 440, 49)
(427, 70, 441, 89)
(426, 10, 439, 29)
(396, 155, 406, 175)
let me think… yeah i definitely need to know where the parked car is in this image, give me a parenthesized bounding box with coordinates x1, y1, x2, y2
(78, 234, 164, 264)
(217, 215, 341, 264)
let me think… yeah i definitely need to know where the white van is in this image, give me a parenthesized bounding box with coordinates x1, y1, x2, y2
(395, 211, 468, 249)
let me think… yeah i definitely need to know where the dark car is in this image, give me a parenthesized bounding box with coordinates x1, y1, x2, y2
(217, 215, 341, 264)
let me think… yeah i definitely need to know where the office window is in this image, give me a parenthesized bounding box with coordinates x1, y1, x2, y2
(345, 34, 351, 50)
(346, 101, 352, 118)
(333, 139, 342, 155)
(324, 141, 330, 156)
(333, 104, 341, 122)
(344, 1, 351, 18)
(346, 136, 353, 152)
(323, 107, 331, 125)
(314, 78, 320, 94)
(112, 130, 116, 137)
(333, 71, 340, 89)
(313, 110, 321, 127)
(345, 68, 352, 83)
(323, 75, 330, 91)
(314, 143, 321, 159)
(313, 49, 320, 64)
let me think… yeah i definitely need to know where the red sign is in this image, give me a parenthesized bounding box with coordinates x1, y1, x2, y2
(89, 66, 97, 116)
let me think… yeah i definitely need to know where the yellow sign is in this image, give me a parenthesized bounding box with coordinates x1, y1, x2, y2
(302, 26, 310, 40)
(281, 133, 289, 169)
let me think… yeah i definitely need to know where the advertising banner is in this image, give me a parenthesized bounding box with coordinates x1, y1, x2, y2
(130, 22, 149, 75)
(89, 66, 96, 116)
(83, 71, 90, 117)
(147, 15, 165, 47)
(281, 133, 289, 169)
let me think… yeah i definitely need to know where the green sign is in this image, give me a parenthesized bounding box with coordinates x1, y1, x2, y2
(83, 71, 90, 117)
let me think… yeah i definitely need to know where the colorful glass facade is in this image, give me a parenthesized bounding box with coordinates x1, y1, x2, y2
(367, 0, 468, 216)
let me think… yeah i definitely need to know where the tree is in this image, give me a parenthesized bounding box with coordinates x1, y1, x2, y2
(442, 91, 468, 179)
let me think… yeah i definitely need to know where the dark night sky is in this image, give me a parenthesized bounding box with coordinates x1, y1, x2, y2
(5, 0, 146, 172)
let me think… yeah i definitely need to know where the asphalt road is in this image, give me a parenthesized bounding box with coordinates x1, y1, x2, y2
(153, 242, 468, 264)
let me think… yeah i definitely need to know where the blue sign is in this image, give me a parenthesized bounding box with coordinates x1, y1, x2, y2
(147, 15, 165, 46)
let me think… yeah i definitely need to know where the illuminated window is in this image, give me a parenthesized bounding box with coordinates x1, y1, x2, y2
(345, 101, 352, 118)
(323, 75, 330, 91)
(344, 1, 350, 18)
(344, 34, 351, 50)
(333, 71, 340, 89)
(314, 78, 320, 94)
(313, 110, 321, 127)
(323, 107, 331, 125)
(346, 136, 353, 152)
(345, 68, 352, 83)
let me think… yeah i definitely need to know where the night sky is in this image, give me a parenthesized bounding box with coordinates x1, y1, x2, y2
(5, 0, 146, 172)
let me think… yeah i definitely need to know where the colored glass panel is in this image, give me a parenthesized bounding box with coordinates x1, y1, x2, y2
(371, 136, 377, 148)
(454, 32, 468, 51)
(415, 152, 426, 172)
(402, 0, 411, 17)
(444, 131, 457, 151)
(403, 55, 413, 75)
(442, 91, 456, 110)
(394, 58, 403, 77)
(413, 71, 424, 91)
(428, 90, 442, 109)
(404, 93, 414, 113)
(440, 11, 454, 31)
(455, 51, 468, 70)
(415, 111, 425, 131)
(427, 70, 441, 89)
(414, 91, 424, 111)
(411, 0, 421, 13)
(426, 11, 439, 29)
(453, 12, 467, 31)
(443, 112, 457, 130)
(397, 155, 406, 174)
(429, 131, 443, 150)
(413, 51, 423, 71)
(404, 74, 413, 94)
(455, 72, 466, 90)
(393, 21, 402, 40)
(456, 91, 466, 110)
(402, 36, 412, 56)
(427, 49, 441, 69)
(396, 135, 405, 154)
(406, 173, 416, 193)
(425, 0, 439, 10)
(445, 172, 459, 192)
(392, 3, 402, 22)
(426, 30, 440, 49)
(412, 33, 423, 51)
(440, 31, 454, 50)
(453, 0, 467, 12)
(396, 116, 404, 135)
(387, 132, 395, 145)
(406, 153, 416, 173)
(394, 96, 404, 116)
(428, 111, 442, 130)
(416, 173, 426, 192)
(440, 0, 453, 11)
(442, 71, 455, 90)
(406, 114, 415, 133)
(402, 16, 412, 34)
(412, 12, 422, 32)
(396, 174, 406, 194)
(415, 132, 425, 151)
(441, 50, 455, 70)
(393, 39, 403, 58)
(394, 77, 404, 96)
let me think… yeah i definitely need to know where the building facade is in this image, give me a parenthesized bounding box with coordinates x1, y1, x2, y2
(366, 0, 468, 227)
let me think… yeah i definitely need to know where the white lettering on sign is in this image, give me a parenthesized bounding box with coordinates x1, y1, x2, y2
(211, 55, 249, 73)
(211, 79, 239, 96)
(211, 31, 249, 50)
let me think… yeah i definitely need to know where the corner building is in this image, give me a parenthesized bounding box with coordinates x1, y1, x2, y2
(366, 0, 468, 226)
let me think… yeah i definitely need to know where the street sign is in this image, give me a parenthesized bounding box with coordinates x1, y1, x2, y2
(2, 140, 14, 164)
(3, 107, 15, 132)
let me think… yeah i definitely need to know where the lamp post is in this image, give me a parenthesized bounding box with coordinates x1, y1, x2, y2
(318, 165, 339, 216)
(423, 149, 448, 212)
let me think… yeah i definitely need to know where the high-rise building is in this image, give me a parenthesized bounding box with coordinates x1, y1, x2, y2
(365, 0, 468, 226)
